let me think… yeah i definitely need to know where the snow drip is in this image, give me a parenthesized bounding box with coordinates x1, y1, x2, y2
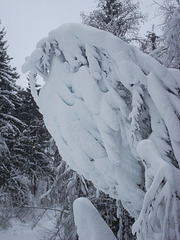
(22, 23, 180, 240)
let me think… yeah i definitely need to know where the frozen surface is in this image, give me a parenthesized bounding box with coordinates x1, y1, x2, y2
(22, 23, 180, 239)
(73, 197, 117, 240)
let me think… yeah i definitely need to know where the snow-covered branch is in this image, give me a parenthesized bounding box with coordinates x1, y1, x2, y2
(22, 23, 180, 239)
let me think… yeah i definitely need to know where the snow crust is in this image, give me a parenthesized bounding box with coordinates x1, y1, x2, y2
(22, 23, 180, 239)
(73, 197, 117, 240)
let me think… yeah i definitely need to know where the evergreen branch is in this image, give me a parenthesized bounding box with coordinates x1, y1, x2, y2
(21, 205, 69, 213)
(0, 113, 27, 127)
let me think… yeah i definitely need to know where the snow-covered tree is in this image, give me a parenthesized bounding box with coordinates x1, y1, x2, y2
(81, 0, 144, 41)
(150, 0, 180, 69)
(82, 2, 140, 236)
(22, 23, 180, 239)
(0, 22, 22, 187)
(0, 21, 29, 229)
(162, 1, 180, 68)
(14, 88, 53, 199)
(39, 143, 121, 239)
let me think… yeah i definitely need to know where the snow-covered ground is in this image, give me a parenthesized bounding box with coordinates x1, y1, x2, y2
(0, 212, 56, 240)
(0, 222, 39, 240)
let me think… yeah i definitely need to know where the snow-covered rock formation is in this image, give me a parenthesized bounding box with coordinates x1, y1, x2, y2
(22, 23, 180, 239)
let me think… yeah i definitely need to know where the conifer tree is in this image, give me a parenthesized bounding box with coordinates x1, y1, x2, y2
(80, 3, 139, 239)
(149, 1, 180, 69)
(14, 87, 53, 201)
(162, 0, 180, 68)
(0, 21, 22, 187)
(81, 0, 144, 41)
(0, 21, 28, 229)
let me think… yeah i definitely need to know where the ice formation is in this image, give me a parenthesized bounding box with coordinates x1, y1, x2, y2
(22, 23, 180, 239)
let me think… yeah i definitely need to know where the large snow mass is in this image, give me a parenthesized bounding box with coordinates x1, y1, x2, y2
(73, 197, 117, 240)
(22, 23, 180, 239)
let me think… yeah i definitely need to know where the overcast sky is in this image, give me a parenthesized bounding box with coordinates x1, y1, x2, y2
(0, 0, 163, 88)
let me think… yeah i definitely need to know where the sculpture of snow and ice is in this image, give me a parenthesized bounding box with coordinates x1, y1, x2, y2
(22, 23, 180, 239)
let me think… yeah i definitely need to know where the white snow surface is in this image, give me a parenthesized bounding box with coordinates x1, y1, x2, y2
(0, 211, 61, 240)
(73, 197, 117, 240)
(0, 227, 38, 240)
(22, 23, 180, 239)
(0, 219, 40, 240)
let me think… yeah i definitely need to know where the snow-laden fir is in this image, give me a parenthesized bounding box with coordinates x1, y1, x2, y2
(22, 23, 180, 240)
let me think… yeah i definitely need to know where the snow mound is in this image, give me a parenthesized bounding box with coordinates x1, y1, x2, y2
(22, 23, 180, 239)
(73, 197, 117, 240)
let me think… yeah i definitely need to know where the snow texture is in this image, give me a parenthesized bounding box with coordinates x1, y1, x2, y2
(22, 23, 180, 239)
(0, 220, 39, 240)
(73, 197, 117, 240)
